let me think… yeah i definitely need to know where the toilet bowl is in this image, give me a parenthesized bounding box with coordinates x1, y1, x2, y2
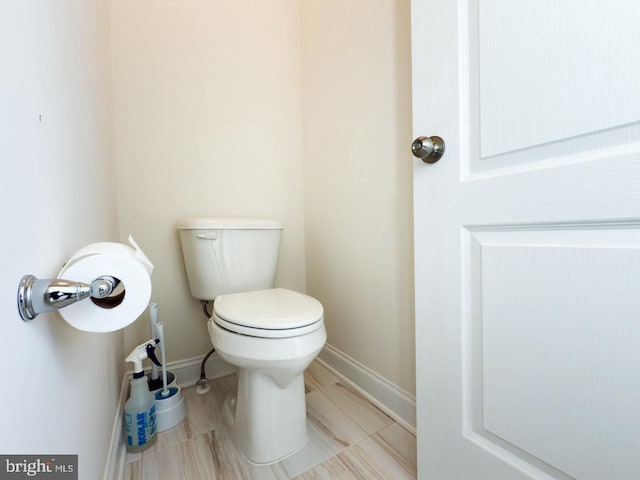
(209, 288, 326, 464)
(176, 218, 326, 465)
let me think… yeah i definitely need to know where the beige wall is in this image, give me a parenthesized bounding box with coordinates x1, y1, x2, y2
(1, 2, 121, 477)
(110, 0, 415, 395)
(110, 0, 307, 359)
(301, 0, 415, 394)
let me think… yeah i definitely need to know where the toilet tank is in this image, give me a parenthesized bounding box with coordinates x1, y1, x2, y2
(177, 217, 283, 301)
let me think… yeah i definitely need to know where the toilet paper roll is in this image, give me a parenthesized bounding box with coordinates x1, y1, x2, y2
(65, 235, 153, 275)
(56, 239, 153, 332)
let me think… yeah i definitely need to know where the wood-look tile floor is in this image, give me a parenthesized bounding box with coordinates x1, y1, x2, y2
(124, 361, 416, 479)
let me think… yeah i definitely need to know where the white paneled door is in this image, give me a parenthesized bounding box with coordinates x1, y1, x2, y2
(411, 1, 640, 479)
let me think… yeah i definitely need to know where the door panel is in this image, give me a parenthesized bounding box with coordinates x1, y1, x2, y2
(412, 0, 640, 478)
(468, 227, 640, 479)
(465, 0, 640, 174)
(479, 0, 640, 160)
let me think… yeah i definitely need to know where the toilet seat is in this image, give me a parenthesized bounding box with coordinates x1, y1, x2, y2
(213, 288, 324, 339)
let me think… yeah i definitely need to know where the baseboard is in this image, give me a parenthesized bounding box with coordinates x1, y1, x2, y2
(102, 354, 235, 480)
(102, 372, 129, 480)
(316, 344, 416, 435)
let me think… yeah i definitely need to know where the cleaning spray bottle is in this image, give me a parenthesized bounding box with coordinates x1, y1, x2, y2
(124, 338, 162, 452)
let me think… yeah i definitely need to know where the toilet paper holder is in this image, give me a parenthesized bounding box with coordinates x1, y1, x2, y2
(17, 274, 120, 322)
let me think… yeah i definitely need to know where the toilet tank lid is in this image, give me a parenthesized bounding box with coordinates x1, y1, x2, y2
(176, 217, 283, 230)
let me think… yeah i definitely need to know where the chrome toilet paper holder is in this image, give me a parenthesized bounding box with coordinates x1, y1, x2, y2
(17, 274, 120, 322)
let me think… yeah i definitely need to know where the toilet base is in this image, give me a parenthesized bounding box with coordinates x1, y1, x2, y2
(232, 369, 308, 465)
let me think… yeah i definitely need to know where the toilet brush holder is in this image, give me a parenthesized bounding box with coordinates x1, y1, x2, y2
(155, 386, 187, 432)
(147, 370, 176, 392)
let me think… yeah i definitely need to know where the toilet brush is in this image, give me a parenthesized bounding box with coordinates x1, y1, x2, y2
(148, 303, 187, 432)
(148, 304, 174, 390)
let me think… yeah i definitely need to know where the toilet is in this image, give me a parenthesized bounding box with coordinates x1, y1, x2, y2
(176, 217, 326, 465)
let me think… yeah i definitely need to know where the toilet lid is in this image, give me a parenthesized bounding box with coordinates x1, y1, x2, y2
(213, 288, 324, 338)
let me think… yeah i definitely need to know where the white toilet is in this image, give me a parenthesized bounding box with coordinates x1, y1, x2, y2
(177, 217, 326, 465)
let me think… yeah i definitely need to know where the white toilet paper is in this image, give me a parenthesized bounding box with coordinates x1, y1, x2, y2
(56, 237, 153, 333)
(65, 235, 154, 275)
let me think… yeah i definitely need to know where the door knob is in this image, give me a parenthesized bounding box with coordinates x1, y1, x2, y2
(412, 136, 445, 164)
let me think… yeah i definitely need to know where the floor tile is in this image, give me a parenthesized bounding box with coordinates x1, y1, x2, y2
(143, 415, 193, 455)
(376, 423, 417, 472)
(140, 433, 217, 480)
(321, 382, 394, 435)
(210, 423, 287, 480)
(126, 451, 142, 464)
(182, 383, 225, 437)
(279, 417, 342, 478)
(304, 362, 339, 391)
(270, 461, 290, 479)
(305, 390, 367, 448)
(304, 372, 319, 393)
(291, 454, 365, 480)
(211, 373, 238, 401)
(279, 390, 368, 478)
(346, 436, 416, 479)
(123, 460, 140, 480)
(292, 434, 416, 480)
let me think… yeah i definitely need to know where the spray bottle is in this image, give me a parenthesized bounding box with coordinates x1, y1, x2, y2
(124, 338, 162, 452)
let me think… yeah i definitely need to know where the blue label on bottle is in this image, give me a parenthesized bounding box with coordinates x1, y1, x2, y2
(148, 405, 157, 436)
(125, 406, 156, 447)
(136, 412, 147, 445)
(125, 412, 134, 446)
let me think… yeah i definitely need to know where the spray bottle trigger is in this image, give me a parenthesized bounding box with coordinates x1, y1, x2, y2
(146, 340, 162, 367)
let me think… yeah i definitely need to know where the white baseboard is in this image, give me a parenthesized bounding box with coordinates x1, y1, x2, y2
(103, 354, 234, 480)
(317, 344, 416, 435)
(102, 373, 129, 480)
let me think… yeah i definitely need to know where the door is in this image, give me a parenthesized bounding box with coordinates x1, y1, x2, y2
(412, 1, 640, 479)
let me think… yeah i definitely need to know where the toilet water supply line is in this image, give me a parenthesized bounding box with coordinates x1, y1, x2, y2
(197, 300, 216, 394)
